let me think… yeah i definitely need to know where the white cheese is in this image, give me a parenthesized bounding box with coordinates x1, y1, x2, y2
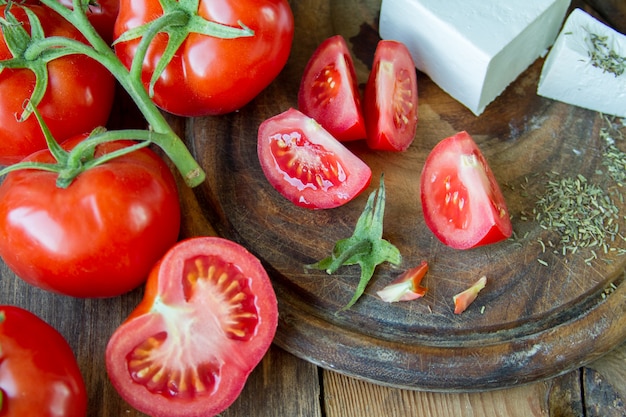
(537, 9, 626, 118)
(379, 0, 571, 116)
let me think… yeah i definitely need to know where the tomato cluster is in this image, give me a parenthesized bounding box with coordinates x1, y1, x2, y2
(0, 0, 289, 416)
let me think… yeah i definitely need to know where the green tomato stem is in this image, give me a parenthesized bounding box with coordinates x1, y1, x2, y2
(36, 0, 206, 187)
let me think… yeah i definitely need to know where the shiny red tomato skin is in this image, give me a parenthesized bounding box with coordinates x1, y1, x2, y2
(420, 131, 512, 250)
(58, 0, 120, 43)
(0, 4, 115, 166)
(0, 136, 181, 298)
(106, 237, 278, 417)
(257, 108, 372, 209)
(113, 0, 294, 116)
(363, 40, 418, 151)
(298, 35, 367, 142)
(0, 305, 87, 417)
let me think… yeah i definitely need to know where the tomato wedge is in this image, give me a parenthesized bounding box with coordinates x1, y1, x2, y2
(420, 131, 512, 249)
(257, 108, 372, 209)
(298, 35, 366, 141)
(363, 40, 418, 151)
(106, 237, 278, 417)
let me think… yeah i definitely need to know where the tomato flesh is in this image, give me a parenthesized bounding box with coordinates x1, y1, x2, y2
(420, 131, 512, 249)
(298, 35, 366, 141)
(364, 40, 418, 151)
(0, 306, 87, 417)
(258, 108, 372, 209)
(106, 237, 278, 417)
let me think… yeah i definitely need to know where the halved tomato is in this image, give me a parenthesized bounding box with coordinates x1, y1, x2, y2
(363, 40, 418, 151)
(298, 35, 366, 142)
(420, 131, 512, 249)
(105, 237, 278, 417)
(257, 108, 372, 209)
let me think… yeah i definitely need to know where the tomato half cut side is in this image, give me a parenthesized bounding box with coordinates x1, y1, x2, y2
(106, 237, 278, 417)
(298, 35, 367, 141)
(363, 40, 418, 151)
(257, 108, 372, 209)
(420, 131, 512, 250)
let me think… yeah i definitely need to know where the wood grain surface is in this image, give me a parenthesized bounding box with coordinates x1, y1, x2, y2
(0, 0, 625, 416)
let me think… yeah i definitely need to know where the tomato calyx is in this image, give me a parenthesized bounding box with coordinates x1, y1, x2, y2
(307, 175, 402, 310)
(0, 106, 162, 188)
(113, 0, 254, 97)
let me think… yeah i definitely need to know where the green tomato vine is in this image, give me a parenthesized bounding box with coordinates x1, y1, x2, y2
(0, 0, 254, 187)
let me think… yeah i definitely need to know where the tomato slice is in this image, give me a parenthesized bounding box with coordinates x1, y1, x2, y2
(420, 131, 512, 249)
(298, 35, 367, 141)
(105, 237, 278, 417)
(257, 108, 372, 209)
(363, 40, 418, 151)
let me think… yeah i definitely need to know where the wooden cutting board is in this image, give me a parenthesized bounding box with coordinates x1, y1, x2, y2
(181, 0, 626, 391)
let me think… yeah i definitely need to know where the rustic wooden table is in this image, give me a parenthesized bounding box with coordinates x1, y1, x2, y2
(1, 0, 626, 416)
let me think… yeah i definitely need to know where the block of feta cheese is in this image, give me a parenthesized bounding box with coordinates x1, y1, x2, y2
(537, 9, 626, 118)
(379, 0, 571, 116)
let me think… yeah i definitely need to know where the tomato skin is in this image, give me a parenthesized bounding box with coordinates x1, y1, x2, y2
(0, 305, 87, 417)
(113, 0, 294, 116)
(0, 4, 115, 166)
(298, 35, 367, 142)
(363, 40, 418, 151)
(106, 237, 278, 417)
(57, 0, 120, 43)
(0, 135, 181, 298)
(420, 131, 512, 250)
(257, 108, 372, 209)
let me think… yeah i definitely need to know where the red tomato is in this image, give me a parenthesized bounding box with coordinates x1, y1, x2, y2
(106, 237, 278, 417)
(298, 35, 367, 142)
(0, 135, 181, 298)
(420, 131, 512, 249)
(58, 0, 120, 43)
(0, 3, 115, 166)
(363, 40, 418, 151)
(257, 108, 372, 209)
(0, 305, 87, 417)
(113, 0, 294, 116)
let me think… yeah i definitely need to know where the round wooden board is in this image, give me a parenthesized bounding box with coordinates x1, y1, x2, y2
(183, 0, 626, 391)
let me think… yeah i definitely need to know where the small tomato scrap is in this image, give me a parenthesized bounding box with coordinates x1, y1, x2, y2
(0, 306, 87, 417)
(453, 276, 487, 314)
(377, 261, 428, 303)
(106, 237, 278, 417)
(307, 175, 402, 310)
